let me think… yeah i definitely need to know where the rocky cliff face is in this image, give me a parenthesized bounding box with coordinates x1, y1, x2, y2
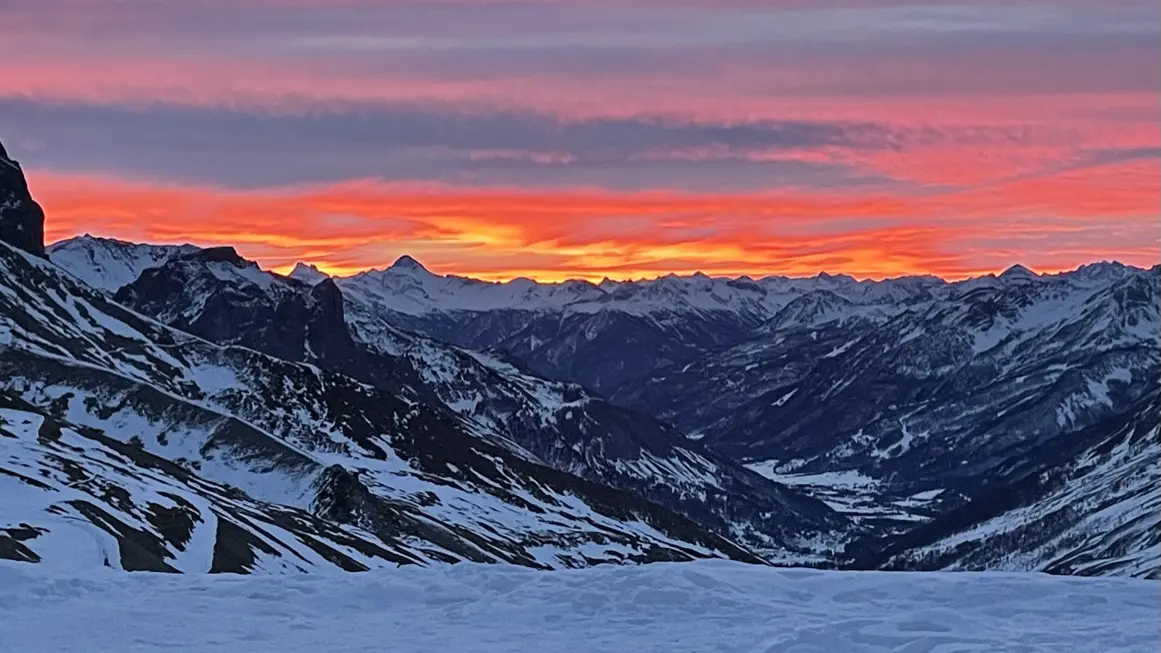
(0, 140, 45, 258)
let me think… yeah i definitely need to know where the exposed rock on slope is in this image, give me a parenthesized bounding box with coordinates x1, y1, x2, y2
(859, 397, 1160, 579)
(0, 392, 422, 573)
(0, 141, 45, 258)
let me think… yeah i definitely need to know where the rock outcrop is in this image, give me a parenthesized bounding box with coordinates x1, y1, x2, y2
(0, 140, 46, 257)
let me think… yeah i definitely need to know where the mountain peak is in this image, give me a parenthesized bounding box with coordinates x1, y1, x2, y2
(289, 262, 329, 285)
(1000, 264, 1038, 280)
(187, 246, 244, 265)
(1072, 260, 1129, 281)
(390, 254, 430, 274)
(816, 271, 857, 284)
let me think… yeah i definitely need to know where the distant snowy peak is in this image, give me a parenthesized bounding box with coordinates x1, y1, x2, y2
(289, 262, 329, 285)
(47, 235, 198, 293)
(338, 254, 1146, 318)
(339, 257, 860, 317)
(1065, 261, 1135, 286)
(44, 237, 1151, 322)
(342, 263, 607, 316)
(762, 290, 891, 332)
(390, 254, 430, 273)
(1000, 264, 1039, 282)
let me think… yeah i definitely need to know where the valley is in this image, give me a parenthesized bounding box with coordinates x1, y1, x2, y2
(5, 139, 1159, 579)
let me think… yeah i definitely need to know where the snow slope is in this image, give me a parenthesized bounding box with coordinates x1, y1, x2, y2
(48, 235, 197, 293)
(1, 240, 761, 571)
(866, 398, 1160, 578)
(1, 559, 1156, 653)
(0, 395, 422, 573)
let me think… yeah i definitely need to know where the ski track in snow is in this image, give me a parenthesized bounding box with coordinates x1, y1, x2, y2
(0, 560, 1156, 653)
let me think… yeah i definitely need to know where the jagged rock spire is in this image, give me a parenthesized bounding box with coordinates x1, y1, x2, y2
(0, 139, 46, 258)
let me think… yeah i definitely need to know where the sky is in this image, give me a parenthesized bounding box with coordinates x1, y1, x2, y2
(1, 0, 1158, 281)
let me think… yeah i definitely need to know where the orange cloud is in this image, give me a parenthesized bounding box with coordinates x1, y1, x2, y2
(30, 168, 1158, 283)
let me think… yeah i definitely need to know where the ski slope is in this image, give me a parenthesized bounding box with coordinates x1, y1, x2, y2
(1, 560, 1156, 652)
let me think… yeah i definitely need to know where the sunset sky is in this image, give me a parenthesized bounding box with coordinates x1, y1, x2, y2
(1, 0, 1158, 281)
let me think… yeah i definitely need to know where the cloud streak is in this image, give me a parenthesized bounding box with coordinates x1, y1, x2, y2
(2, 98, 908, 190)
(1, 0, 1156, 279)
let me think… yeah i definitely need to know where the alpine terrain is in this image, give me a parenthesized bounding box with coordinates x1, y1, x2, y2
(164, 231, 1157, 578)
(4, 136, 1158, 581)
(1, 142, 775, 571)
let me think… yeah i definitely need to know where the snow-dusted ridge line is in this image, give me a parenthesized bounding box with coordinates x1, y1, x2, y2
(48, 235, 200, 293)
(284, 251, 1150, 316)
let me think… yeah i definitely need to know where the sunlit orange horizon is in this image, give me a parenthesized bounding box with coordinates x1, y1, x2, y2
(260, 260, 1127, 286)
(34, 170, 1158, 285)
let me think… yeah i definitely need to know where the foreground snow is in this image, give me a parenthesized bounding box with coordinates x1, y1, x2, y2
(1, 561, 1156, 652)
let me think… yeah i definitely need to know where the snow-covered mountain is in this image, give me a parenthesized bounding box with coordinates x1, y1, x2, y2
(272, 251, 1158, 577)
(618, 262, 1160, 575)
(45, 236, 846, 561)
(35, 228, 1161, 577)
(41, 229, 1161, 576)
(862, 396, 1159, 578)
(0, 144, 783, 572)
(289, 257, 940, 393)
(627, 263, 1157, 446)
(49, 235, 199, 293)
(628, 263, 1159, 476)
(15, 123, 1159, 579)
(3, 239, 767, 571)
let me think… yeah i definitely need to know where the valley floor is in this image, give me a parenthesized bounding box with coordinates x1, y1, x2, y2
(1, 560, 1156, 652)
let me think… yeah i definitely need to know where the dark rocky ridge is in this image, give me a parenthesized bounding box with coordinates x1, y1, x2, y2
(0, 139, 45, 257)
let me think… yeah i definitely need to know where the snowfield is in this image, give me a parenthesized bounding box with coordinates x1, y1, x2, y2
(1, 560, 1156, 653)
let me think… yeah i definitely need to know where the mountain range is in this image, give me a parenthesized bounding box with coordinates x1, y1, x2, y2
(4, 138, 1158, 578)
(48, 235, 845, 561)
